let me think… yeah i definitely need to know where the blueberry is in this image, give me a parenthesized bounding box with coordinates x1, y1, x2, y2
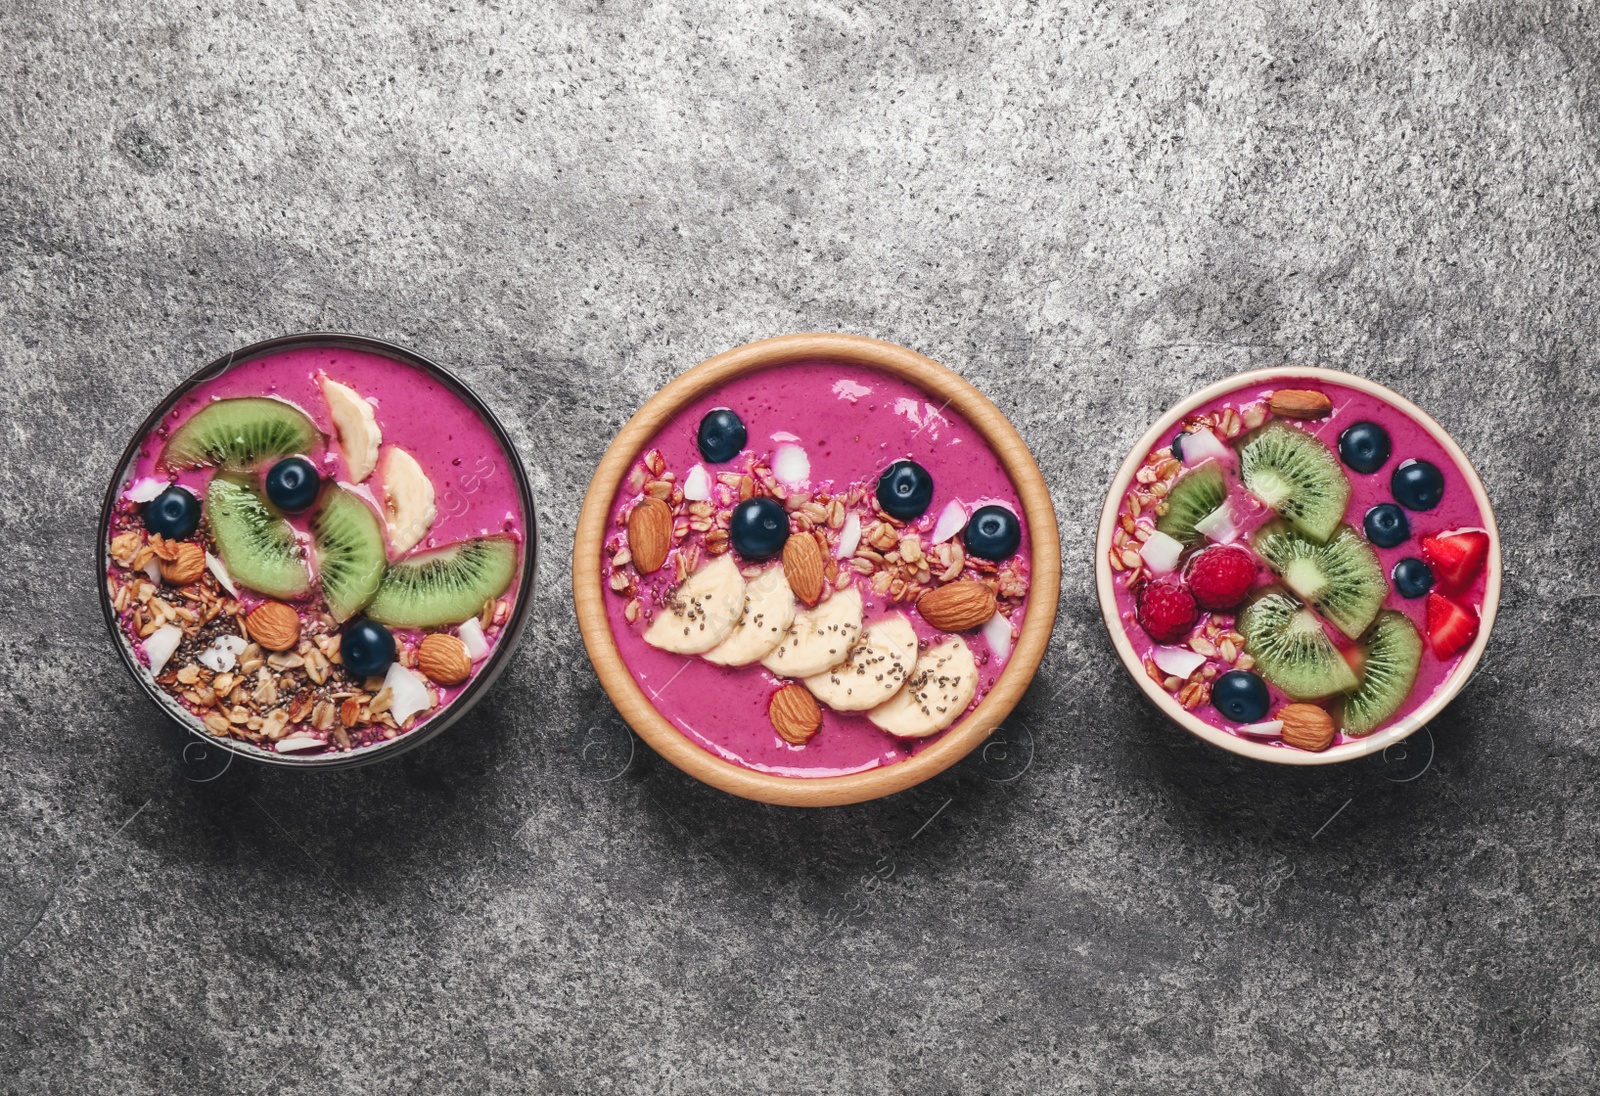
(144, 486, 201, 538)
(265, 456, 321, 513)
(1338, 421, 1392, 474)
(1363, 503, 1411, 549)
(1392, 557, 1435, 599)
(1212, 670, 1270, 724)
(341, 619, 396, 678)
(730, 497, 790, 559)
(1391, 459, 1444, 511)
(875, 460, 934, 520)
(964, 504, 1021, 561)
(696, 408, 747, 464)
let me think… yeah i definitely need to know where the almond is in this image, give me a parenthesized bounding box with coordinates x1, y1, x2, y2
(769, 683, 822, 746)
(916, 580, 997, 633)
(159, 541, 207, 586)
(1268, 389, 1334, 420)
(417, 633, 471, 686)
(782, 533, 825, 606)
(627, 497, 672, 574)
(246, 601, 301, 652)
(1278, 703, 1335, 751)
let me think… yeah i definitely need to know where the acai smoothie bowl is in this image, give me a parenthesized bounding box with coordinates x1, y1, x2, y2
(99, 333, 536, 768)
(574, 334, 1061, 806)
(1096, 367, 1499, 764)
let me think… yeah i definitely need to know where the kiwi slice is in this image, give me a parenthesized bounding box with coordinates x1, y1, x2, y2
(1238, 590, 1359, 700)
(1251, 521, 1388, 639)
(1156, 462, 1227, 543)
(312, 487, 387, 622)
(1238, 422, 1350, 543)
(162, 397, 321, 471)
(366, 536, 518, 628)
(206, 474, 312, 599)
(1336, 610, 1423, 736)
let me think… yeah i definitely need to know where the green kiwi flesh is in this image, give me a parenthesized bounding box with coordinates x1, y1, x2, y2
(1156, 462, 1227, 543)
(162, 397, 321, 471)
(1251, 521, 1388, 639)
(1238, 422, 1350, 543)
(1238, 589, 1359, 700)
(366, 536, 518, 628)
(206, 474, 312, 599)
(311, 487, 387, 622)
(1336, 611, 1423, 736)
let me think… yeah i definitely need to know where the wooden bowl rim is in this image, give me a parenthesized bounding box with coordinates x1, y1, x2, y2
(573, 333, 1062, 806)
(1093, 365, 1501, 765)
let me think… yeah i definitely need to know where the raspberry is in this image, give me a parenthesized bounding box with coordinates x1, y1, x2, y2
(1136, 580, 1198, 643)
(1185, 545, 1257, 611)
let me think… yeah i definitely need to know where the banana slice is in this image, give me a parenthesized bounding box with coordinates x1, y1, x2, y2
(703, 565, 796, 667)
(381, 446, 437, 555)
(760, 587, 863, 679)
(867, 636, 979, 738)
(803, 613, 917, 711)
(643, 556, 745, 655)
(319, 375, 382, 482)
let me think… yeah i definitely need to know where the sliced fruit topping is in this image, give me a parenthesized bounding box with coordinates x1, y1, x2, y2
(342, 618, 396, 677)
(876, 460, 934, 520)
(366, 535, 519, 629)
(161, 397, 322, 471)
(1156, 461, 1227, 544)
(867, 636, 979, 738)
(1420, 529, 1489, 593)
(1139, 529, 1184, 575)
(1238, 590, 1360, 700)
(1251, 522, 1387, 640)
(730, 497, 790, 559)
(381, 446, 437, 556)
(319, 376, 382, 482)
(312, 486, 388, 622)
(144, 485, 201, 539)
(638, 555, 746, 654)
(804, 614, 918, 711)
(1338, 421, 1392, 474)
(1278, 703, 1335, 751)
(1392, 557, 1435, 599)
(1136, 580, 1198, 644)
(964, 504, 1021, 562)
(1239, 422, 1350, 543)
(1336, 610, 1423, 736)
(1425, 593, 1480, 659)
(265, 456, 321, 513)
(703, 566, 796, 667)
(1212, 669, 1270, 723)
(696, 408, 747, 464)
(1391, 458, 1444, 511)
(760, 587, 864, 678)
(206, 474, 312, 600)
(1363, 503, 1410, 549)
(1185, 544, 1257, 611)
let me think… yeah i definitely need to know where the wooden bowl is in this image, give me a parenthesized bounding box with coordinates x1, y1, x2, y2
(1095, 366, 1501, 765)
(574, 334, 1061, 805)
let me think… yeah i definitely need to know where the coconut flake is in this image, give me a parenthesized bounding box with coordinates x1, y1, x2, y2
(142, 624, 183, 676)
(458, 617, 490, 662)
(197, 634, 248, 673)
(772, 443, 810, 486)
(1151, 645, 1207, 680)
(682, 464, 712, 501)
(1194, 505, 1239, 545)
(142, 558, 163, 585)
(982, 613, 1014, 665)
(1140, 530, 1184, 575)
(1181, 428, 1231, 466)
(383, 663, 433, 727)
(125, 477, 169, 504)
(275, 733, 326, 753)
(206, 552, 238, 596)
(1236, 720, 1284, 739)
(836, 512, 861, 559)
(931, 499, 968, 545)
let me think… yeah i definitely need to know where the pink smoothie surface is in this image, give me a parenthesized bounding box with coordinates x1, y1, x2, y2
(1111, 376, 1492, 749)
(603, 361, 1033, 778)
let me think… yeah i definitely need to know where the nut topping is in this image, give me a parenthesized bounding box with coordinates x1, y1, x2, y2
(769, 683, 822, 746)
(782, 532, 825, 606)
(159, 541, 207, 586)
(417, 633, 472, 686)
(1268, 389, 1334, 420)
(246, 602, 301, 652)
(1278, 703, 1335, 751)
(627, 497, 672, 574)
(916, 580, 997, 633)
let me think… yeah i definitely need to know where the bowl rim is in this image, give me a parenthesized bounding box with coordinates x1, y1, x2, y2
(573, 333, 1062, 806)
(97, 331, 539, 771)
(1094, 365, 1501, 765)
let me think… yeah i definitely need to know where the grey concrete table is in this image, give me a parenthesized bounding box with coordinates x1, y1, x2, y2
(2, 2, 1593, 1092)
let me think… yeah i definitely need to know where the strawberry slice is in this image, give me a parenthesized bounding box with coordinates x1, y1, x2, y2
(1421, 529, 1489, 593)
(1425, 593, 1479, 659)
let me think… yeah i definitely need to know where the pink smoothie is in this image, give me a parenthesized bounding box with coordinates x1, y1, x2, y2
(1110, 377, 1491, 750)
(603, 362, 1033, 778)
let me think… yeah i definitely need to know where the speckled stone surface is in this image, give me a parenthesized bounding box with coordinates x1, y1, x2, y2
(2, 1, 1594, 1092)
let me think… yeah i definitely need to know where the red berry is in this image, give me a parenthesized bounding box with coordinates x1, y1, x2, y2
(1425, 593, 1479, 659)
(1421, 529, 1489, 593)
(1137, 580, 1199, 643)
(1184, 545, 1258, 611)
